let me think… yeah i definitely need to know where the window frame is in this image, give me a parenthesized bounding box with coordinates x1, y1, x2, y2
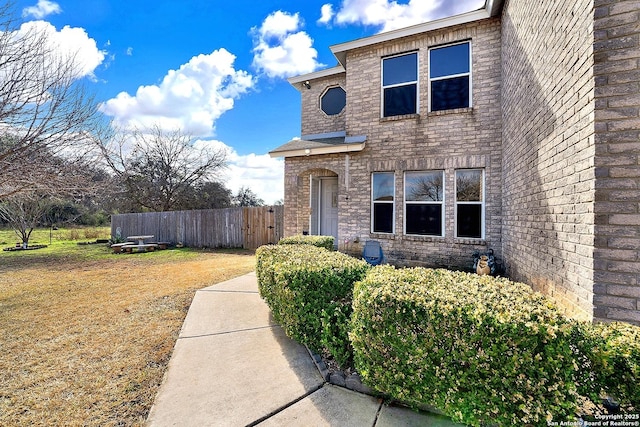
(319, 85, 346, 116)
(403, 170, 445, 237)
(371, 172, 395, 234)
(381, 51, 419, 118)
(454, 169, 485, 239)
(428, 41, 472, 112)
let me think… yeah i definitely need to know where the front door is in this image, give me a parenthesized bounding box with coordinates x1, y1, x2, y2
(310, 176, 338, 244)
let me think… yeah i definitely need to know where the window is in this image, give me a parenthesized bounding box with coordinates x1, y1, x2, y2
(429, 42, 471, 111)
(405, 171, 444, 236)
(455, 169, 484, 238)
(320, 86, 346, 115)
(372, 172, 394, 233)
(382, 52, 418, 117)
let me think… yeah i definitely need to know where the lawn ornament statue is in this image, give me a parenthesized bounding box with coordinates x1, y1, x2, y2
(473, 249, 496, 276)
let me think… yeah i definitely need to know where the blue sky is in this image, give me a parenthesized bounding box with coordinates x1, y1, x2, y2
(13, 0, 484, 204)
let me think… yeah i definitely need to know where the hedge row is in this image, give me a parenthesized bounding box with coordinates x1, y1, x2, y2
(256, 242, 640, 425)
(277, 234, 335, 250)
(350, 266, 640, 425)
(255, 242, 368, 354)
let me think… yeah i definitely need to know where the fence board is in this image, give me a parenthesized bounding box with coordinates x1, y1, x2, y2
(111, 206, 282, 249)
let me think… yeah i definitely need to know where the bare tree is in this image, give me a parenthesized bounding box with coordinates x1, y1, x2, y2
(99, 125, 228, 212)
(0, 191, 52, 248)
(0, 3, 107, 198)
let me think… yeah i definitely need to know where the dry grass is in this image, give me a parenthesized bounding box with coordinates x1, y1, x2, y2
(0, 239, 255, 426)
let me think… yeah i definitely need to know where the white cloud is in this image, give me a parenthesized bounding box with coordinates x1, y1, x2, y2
(331, 0, 486, 32)
(252, 11, 323, 79)
(318, 4, 335, 25)
(126, 47, 133, 56)
(100, 48, 255, 137)
(195, 139, 284, 204)
(9, 21, 105, 79)
(22, 0, 61, 19)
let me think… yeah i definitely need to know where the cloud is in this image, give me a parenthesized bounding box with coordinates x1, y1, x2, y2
(195, 139, 284, 204)
(252, 10, 323, 79)
(318, 4, 335, 25)
(9, 21, 105, 79)
(126, 47, 133, 56)
(331, 0, 486, 32)
(100, 48, 255, 137)
(22, 0, 61, 19)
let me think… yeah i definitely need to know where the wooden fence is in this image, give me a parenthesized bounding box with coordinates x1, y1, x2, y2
(110, 206, 283, 250)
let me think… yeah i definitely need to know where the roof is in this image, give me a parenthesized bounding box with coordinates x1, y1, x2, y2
(269, 132, 366, 158)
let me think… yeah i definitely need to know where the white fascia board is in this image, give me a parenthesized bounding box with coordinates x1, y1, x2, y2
(287, 66, 346, 90)
(269, 142, 366, 159)
(330, 8, 494, 67)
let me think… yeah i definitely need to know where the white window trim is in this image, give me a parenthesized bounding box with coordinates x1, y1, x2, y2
(403, 171, 445, 237)
(454, 169, 485, 239)
(381, 51, 420, 118)
(428, 41, 472, 112)
(371, 172, 395, 234)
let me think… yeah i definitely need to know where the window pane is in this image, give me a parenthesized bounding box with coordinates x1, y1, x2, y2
(456, 170, 483, 201)
(383, 84, 417, 117)
(373, 173, 394, 201)
(457, 204, 482, 238)
(430, 43, 470, 78)
(373, 203, 393, 233)
(406, 204, 442, 236)
(405, 171, 443, 201)
(383, 53, 417, 86)
(321, 87, 346, 115)
(431, 76, 469, 111)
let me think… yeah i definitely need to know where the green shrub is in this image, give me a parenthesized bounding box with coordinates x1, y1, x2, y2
(571, 321, 640, 411)
(278, 234, 335, 250)
(321, 299, 354, 367)
(350, 266, 578, 426)
(255, 244, 368, 353)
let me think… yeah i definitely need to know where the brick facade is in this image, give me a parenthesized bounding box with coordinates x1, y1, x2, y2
(284, 19, 503, 271)
(593, 0, 640, 324)
(276, 0, 640, 324)
(501, 0, 597, 321)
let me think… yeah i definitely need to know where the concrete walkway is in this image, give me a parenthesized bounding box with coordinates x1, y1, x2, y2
(146, 272, 462, 426)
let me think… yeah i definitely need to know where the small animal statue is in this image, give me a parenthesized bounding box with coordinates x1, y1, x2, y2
(473, 249, 496, 275)
(476, 255, 491, 275)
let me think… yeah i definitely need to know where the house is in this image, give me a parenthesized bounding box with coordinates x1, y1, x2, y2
(269, 0, 640, 325)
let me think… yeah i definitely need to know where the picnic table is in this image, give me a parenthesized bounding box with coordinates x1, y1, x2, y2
(127, 235, 154, 245)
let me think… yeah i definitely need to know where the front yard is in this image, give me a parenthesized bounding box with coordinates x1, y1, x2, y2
(0, 231, 255, 426)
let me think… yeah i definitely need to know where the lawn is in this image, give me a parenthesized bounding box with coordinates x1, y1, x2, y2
(0, 227, 256, 426)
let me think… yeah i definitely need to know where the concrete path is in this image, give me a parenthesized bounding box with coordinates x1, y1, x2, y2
(146, 272, 462, 427)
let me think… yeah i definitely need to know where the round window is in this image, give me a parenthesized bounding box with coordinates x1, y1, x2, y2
(320, 86, 346, 116)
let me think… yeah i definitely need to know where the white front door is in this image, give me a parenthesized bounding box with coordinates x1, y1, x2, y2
(320, 177, 338, 243)
(310, 176, 338, 244)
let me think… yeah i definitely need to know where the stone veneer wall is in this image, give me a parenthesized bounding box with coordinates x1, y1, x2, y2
(300, 74, 346, 137)
(592, 0, 640, 324)
(285, 18, 503, 271)
(501, 0, 596, 321)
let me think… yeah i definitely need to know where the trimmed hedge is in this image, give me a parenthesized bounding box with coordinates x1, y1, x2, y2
(255, 244, 368, 353)
(278, 234, 335, 250)
(350, 266, 578, 426)
(571, 321, 640, 411)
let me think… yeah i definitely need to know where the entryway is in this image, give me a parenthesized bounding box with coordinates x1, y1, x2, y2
(310, 176, 338, 245)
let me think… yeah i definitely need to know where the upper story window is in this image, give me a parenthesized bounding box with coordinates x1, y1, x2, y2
(382, 52, 418, 117)
(405, 171, 444, 236)
(455, 169, 484, 239)
(320, 86, 346, 115)
(429, 42, 471, 112)
(372, 172, 395, 233)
